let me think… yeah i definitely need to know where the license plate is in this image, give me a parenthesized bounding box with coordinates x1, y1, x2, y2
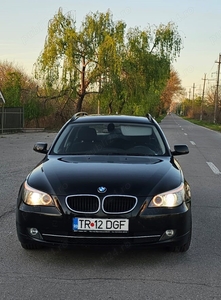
(73, 218, 129, 232)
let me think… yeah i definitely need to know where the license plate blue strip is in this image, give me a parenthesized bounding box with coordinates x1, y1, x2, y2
(73, 218, 78, 230)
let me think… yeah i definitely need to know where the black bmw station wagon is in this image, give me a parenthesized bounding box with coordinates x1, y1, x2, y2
(16, 113, 191, 252)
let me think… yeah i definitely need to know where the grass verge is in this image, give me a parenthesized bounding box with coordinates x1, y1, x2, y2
(183, 117, 221, 133)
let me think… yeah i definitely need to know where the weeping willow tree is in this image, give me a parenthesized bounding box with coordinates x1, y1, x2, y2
(99, 22, 182, 115)
(35, 8, 126, 113)
(35, 8, 182, 115)
(90, 21, 182, 116)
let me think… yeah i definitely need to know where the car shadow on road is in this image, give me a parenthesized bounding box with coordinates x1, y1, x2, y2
(22, 243, 189, 269)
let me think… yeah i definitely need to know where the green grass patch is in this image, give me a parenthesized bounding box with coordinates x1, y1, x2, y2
(183, 117, 221, 132)
(156, 114, 166, 123)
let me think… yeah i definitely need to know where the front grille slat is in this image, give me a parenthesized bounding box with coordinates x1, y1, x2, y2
(66, 195, 100, 213)
(66, 194, 138, 214)
(102, 195, 137, 214)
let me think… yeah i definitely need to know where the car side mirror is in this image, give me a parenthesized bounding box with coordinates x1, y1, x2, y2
(171, 145, 189, 156)
(33, 142, 48, 154)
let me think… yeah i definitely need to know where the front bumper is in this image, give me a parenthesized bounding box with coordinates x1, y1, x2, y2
(16, 200, 191, 249)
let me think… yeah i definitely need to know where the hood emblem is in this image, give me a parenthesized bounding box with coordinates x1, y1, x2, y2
(97, 186, 107, 193)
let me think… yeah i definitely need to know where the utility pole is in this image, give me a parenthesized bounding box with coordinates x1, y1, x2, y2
(97, 76, 101, 114)
(200, 74, 207, 121)
(0, 90, 6, 135)
(188, 88, 191, 100)
(214, 53, 221, 123)
(192, 83, 195, 110)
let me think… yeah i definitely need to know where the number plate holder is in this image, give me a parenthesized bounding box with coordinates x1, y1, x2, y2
(73, 218, 129, 232)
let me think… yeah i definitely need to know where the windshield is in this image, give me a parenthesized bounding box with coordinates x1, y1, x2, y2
(51, 122, 167, 156)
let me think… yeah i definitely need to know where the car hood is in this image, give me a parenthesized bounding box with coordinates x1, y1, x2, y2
(27, 155, 182, 197)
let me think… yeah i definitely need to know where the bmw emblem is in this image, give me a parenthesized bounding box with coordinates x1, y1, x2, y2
(97, 186, 107, 193)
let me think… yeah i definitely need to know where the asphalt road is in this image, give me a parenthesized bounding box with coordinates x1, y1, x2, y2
(1, 114, 221, 300)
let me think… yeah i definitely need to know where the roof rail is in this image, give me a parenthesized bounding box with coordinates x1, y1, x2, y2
(71, 112, 88, 120)
(146, 113, 154, 122)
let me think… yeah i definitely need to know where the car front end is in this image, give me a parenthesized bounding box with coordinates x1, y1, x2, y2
(16, 114, 191, 252)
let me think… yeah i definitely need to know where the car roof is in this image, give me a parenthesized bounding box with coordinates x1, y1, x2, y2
(69, 114, 155, 125)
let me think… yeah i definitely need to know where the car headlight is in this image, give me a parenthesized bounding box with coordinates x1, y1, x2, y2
(149, 184, 185, 208)
(22, 181, 55, 206)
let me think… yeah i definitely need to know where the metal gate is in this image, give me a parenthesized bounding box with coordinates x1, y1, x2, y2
(0, 107, 24, 133)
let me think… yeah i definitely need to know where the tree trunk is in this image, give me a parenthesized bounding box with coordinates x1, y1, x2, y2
(118, 98, 126, 114)
(75, 94, 85, 112)
(108, 100, 113, 114)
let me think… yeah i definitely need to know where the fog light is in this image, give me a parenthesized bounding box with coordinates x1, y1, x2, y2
(165, 229, 175, 237)
(27, 228, 43, 240)
(29, 228, 38, 236)
(160, 229, 176, 241)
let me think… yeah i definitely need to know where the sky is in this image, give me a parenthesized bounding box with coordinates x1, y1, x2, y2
(1, 0, 221, 97)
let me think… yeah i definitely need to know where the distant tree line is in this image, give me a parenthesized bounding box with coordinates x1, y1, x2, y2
(175, 86, 221, 123)
(0, 8, 184, 128)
